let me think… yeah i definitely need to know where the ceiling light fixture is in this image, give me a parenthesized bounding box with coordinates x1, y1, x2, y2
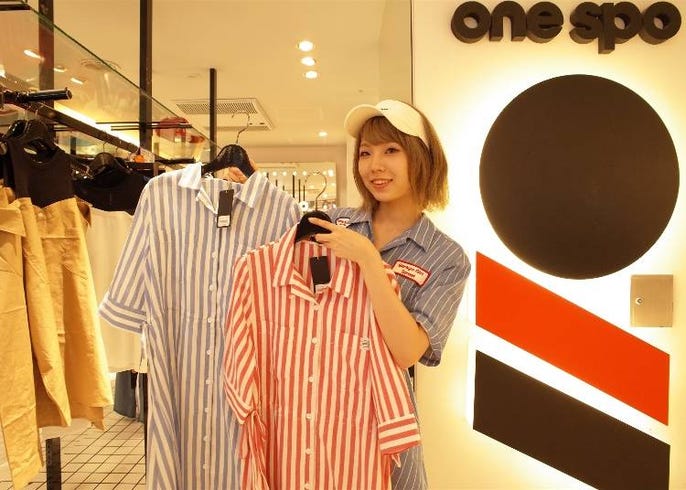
(297, 40, 314, 52)
(318, 131, 328, 137)
(304, 70, 318, 80)
(53, 64, 67, 73)
(70, 76, 85, 85)
(23, 49, 43, 60)
(300, 56, 316, 67)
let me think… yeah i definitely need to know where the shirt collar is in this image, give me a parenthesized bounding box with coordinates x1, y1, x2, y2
(272, 224, 354, 300)
(343, 208, 436, 252)
(177, 163, 268, 209)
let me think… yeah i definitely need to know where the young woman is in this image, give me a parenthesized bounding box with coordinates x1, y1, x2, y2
(310, 99, 471, 489)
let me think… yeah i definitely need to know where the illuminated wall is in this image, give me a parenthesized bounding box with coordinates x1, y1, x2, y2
(413, 1, 686, 488)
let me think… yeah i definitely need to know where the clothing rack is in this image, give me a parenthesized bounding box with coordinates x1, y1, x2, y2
(0, 87, 72, 106)
(1, 88, 141, 155)
(1, 87, 195, 176)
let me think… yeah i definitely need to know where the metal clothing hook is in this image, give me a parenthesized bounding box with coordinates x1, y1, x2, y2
(232, 111, 251, 144)
(305, 171, 327, 211)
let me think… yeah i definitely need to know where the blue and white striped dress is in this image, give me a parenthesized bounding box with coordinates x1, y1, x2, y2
(100, 165, 300, 489)
(329, 207, 471, 490)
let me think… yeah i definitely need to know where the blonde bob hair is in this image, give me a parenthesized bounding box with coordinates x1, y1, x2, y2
(352, 111, 449, 212)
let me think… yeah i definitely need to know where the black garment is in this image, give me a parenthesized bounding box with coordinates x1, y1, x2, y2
(1, 124, 74, 207)
(74, 166, 148, 215)
(113, 370, 149, 421)
(113, 371, 137, 418)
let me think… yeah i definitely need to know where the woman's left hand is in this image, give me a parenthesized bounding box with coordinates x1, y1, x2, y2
(308, 217, 380, 267)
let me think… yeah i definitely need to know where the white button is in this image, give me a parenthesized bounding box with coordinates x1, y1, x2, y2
(203, 436, 209, 442)
(313, 305, 319, 311)
(206, 349, 212, 355)
(212, 252, 218, 258)
(305, 413, 312, 420)
(305, 448, 312, 455)
(209, 285, 215, 291)
(311, 338, 318, 344)
(204, 407, 210, 413)
(208, 318, 214, 323)
(205, 379, 212, 385)
(307, 376, 314, 383)
(203, 464, 208, 470)
(304, 484, 310, 489)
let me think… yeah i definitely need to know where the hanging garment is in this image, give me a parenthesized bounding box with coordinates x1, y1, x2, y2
(100, 164, 300, 489)
(3, 120, 113, 429)
(1, 120, 75, 207)
(0, 186, 43, 490)
(33, 197, 113, 428)
(328, 207, 472, 490)
(85, 207, 140, 371)
(1, 122, 75, 428)
(223, 224, 421, 490)
(14, 193, 72, 428)
(74, 158, 149, 215)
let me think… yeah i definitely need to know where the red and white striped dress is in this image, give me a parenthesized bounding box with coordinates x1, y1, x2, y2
(223, 224, 421, 490)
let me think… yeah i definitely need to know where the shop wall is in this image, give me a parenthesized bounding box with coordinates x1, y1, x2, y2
(412, 1, 686, 489)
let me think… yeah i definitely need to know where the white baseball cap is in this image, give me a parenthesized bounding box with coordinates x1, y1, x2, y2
(343, 99, 429, 147)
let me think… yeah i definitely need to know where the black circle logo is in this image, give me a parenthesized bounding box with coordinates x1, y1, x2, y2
(480, 74, 679, 279)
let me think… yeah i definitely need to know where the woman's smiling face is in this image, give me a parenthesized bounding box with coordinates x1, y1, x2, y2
(357, 140, 416, 209)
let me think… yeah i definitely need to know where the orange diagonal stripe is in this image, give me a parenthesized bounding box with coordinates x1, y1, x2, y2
(476, 253, 669, 424)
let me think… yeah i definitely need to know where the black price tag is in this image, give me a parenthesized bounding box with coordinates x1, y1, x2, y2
(217, 189, 234, 228)
(310, 256, 330, 290)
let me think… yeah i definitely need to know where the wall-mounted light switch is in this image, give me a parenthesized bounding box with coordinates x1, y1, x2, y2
(630, 275, 673, 327)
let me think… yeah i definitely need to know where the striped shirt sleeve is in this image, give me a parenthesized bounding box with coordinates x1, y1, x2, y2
(99, 182, 151, 333)
(223, 255, 257, 423)
(223, 255, 269, 489)
(416, 251, 471, 366)
(370, 269, 421, 457)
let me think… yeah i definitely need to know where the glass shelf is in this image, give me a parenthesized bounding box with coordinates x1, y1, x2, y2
(0, 0, 209, 160)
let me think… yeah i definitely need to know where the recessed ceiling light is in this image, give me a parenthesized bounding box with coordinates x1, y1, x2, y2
(23, 49, 43, 60)
(297, 40, 314, 52)
(300, 56, 316, 67)
(53, 64, 67, 73)
(318, 131, 328, 137)
(304, 70, 318, 80)
(70, 76, 85, 85)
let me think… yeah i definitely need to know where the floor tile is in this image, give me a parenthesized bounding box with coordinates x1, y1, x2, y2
(0, 409, 145, 488)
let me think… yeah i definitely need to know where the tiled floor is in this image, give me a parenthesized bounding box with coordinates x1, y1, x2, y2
(0, 410, 145, 490)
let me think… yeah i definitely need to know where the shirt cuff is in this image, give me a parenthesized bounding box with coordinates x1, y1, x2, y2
(378, 414, 421, 455)
(99, 292, 146, 333)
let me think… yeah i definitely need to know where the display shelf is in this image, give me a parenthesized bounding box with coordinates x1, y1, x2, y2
(0, 0, 209, 160)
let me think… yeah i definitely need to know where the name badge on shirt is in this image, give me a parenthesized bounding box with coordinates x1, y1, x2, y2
(335, 217, 350, 227)
(392, 260, 430, 287)
(217, 189, 234, 228)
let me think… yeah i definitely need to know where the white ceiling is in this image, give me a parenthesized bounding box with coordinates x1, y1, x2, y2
(28, 0, 413, 152)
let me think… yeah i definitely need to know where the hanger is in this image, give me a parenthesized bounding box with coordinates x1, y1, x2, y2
(200, 111, 254, 177)
(90, 151, 132, 176)
(201, 144, 253, 177)
(304, 171, 327, 211)
(232, 111, 251, 144)
(5, 118, 58, 162)
(295, 209, 332, 242)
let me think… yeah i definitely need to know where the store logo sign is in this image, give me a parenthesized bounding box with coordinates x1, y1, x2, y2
(451, 1, 681, 53)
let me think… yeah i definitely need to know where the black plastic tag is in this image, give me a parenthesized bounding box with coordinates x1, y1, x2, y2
(217, 189, 233, 228)
(310, 256, 330, 290)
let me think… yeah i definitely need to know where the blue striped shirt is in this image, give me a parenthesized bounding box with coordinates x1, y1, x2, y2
(100, 165, 300, 489)
(328, 207, 471, 490)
